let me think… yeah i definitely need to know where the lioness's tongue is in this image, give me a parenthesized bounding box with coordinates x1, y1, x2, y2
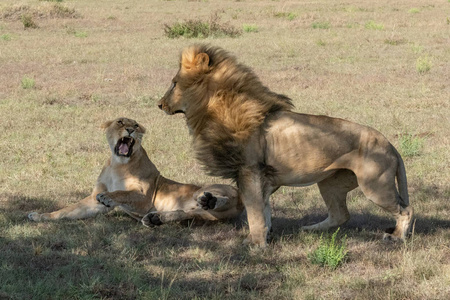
(119, 143, 129, 155)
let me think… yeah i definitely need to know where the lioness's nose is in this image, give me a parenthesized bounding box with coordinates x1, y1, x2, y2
(158, 103, 162, 110)
(126, 128, 134, 135)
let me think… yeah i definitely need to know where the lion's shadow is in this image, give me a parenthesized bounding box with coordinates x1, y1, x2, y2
(270, 211, 450, 241)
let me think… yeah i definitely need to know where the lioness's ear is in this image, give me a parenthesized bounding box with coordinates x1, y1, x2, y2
(138, 123, 146, 134)
(101, 120, 113, 130)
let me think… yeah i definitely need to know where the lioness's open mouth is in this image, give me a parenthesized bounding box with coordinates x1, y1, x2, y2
(114, 137, 135, 157)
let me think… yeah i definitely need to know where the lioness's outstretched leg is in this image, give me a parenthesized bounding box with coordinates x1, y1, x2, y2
(303, 169, 358, 231)
(28, 195, 112, 221)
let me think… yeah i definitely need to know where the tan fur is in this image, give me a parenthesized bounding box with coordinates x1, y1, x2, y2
(158, 45, 414, 247)
(28, 117, 243, 226)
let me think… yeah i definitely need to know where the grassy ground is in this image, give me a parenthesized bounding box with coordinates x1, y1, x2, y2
(1, 0, 449, 299)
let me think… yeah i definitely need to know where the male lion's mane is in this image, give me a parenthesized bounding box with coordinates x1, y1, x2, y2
(180, 45, 294, 180)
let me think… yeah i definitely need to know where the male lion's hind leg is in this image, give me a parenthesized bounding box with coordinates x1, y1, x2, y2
(383, 206, 414, 241)
(302, 169, 358, 231)
(358, 174, 413, 241)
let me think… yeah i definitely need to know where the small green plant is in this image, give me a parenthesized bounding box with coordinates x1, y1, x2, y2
(399, 133, 425, 157)
(308, 228, 347, 269)
(312, 21, 330, 29)
(21, 76, 36, 89)
(411, 44, 424, 54)
(164, 12, 241, 39)
(21, 14, 38, 29)
(316, 39, 326, 46)
(1, 34, 11, 41)
(365, 20, 384, 30)
(274, 12, 297, 21)
(39, 0, 64, 2)
(243, 24, 258, 33)
(287, 12, 297, 21)
(74, 31, 88, 38)
(416, 55, 432, 74)
(408, 8, 420, 14)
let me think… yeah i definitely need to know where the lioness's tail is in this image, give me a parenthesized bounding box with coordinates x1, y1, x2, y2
(392, 144, 409, 207)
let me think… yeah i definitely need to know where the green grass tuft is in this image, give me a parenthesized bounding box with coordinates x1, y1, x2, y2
(408, 8, 420, 14)
(416, 55, 432, 74)
(308, 228, 348, 269)
(243, 24, 258, 33)
(399, 133, 425, 157)
(74, 31, 88, 38)
(1, 34, 12, 41)
(365, 20, 384, 30)
(21, 14, 38, 29)
(21, 76, 35, 89)
(312, 21, 330, 29)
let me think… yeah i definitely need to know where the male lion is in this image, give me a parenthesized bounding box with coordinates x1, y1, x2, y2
(28, 117, 243, 226)
(158, 44, 414, 247)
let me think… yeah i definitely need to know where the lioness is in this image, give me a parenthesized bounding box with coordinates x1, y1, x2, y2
(158, 44, 414, 247)
(28, 117, 243, 226)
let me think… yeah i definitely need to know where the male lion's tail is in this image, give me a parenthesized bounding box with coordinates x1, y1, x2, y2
(392, 145, 409, 207)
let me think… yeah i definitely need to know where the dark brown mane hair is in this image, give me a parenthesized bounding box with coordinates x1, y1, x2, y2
(179, 44, 294, 179)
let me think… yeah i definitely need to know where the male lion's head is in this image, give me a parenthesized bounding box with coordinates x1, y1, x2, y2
(158, 44, 216, 116)
(101, 118, 146, 160)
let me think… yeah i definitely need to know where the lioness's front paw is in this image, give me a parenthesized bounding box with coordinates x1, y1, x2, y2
(28, 212, 40, 221)
(141, 212, 163, 227)
(96, 193, 113, 207)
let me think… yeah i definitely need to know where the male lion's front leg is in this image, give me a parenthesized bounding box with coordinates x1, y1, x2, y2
(239, 167, 270, 248)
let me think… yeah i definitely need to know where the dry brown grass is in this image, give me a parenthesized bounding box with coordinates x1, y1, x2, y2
(1, 0, 449, 299)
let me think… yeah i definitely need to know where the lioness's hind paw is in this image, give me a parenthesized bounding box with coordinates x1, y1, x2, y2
(28, 212, 39, 221)
(197, 192, 217, 210)
(197, 192, 229, 211)
(141, 212, 163, 227)
(96, 193, 112, 207)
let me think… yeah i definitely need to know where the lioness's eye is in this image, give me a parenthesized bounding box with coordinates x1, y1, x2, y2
(117, 120, 123, 125)
(134, 124, 139, 128)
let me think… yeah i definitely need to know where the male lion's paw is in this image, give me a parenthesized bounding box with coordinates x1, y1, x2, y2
(141, 212, 163, 227)
(197, 192, 217, 210)
(96, 193, 113, 207)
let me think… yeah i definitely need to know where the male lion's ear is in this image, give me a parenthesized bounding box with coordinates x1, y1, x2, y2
(193, 53, 210, 72)
(101, 120, 113, 130)
(181, 50, 209, 73)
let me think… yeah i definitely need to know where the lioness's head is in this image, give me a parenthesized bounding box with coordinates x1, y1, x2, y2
(101, 118, 146, 160)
